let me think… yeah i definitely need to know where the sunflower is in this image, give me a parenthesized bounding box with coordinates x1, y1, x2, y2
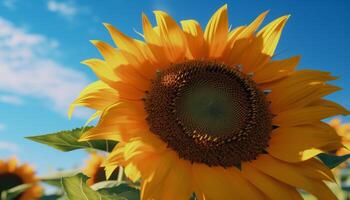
(71, 4, 349, 199)
(82, 153, 119, 186)
(329, 118, 350, 156)
(0, 157, 42, 200)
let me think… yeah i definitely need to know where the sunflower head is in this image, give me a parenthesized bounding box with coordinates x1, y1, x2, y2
(82, 153, 119, 186)
(0, 157, 42, 200)
(73, 4, 349, 200)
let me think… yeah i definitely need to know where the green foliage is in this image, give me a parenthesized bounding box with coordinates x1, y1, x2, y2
(40, 170, 79, 187)
(1, 184, 32, 200)
(91, 181, 140, 200)
(61, 173, 129, 200)
(317, 153, 350, 169)
(39, 194, 65, 200)
(26, 126, 117, 152)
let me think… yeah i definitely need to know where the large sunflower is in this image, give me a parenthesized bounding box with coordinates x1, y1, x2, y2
(329, 118, 350, 156)
(0, 157, 42, 200)
(83, 153, 119, 186)
(71, 4, 349, 199)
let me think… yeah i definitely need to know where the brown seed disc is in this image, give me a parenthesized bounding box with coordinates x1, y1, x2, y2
(144, 60, 272, 167)
(0, 173, 24, 199)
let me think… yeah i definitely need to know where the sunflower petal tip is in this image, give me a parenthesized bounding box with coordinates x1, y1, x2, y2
(103, 23, 116, 31)
(102, 22, 111, 27)
(80, 60, 88, 65)
(153, 10, 167, 17)
(262, 10, 270, 16)
(89, 40, 99, 45)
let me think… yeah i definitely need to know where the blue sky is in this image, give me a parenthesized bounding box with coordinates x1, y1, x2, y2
(0, 0, 349, 175)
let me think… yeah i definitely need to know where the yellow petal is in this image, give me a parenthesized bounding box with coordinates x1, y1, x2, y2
(81, 58, 146, 100)
(223, 11, 269, 70)
(103, 23, 145, 61)
(252, 155, 337, 200)
(160, 157, 193, 200)
(298, 158, 335, 182)
(192, 164, 265, 200)
(123, 137, 165, 161)
(226, 25, 246, 47)
(269, 83, 341, 114)
(113, 64, 150, 91)
(104, 144, 126, 168)
(239, 36, 271, 73)
(204, 4, 229, 58)
(81, 58, 120, 85)
(79, 102, 147, 142)
(141, 152, 174, 200)
(90, 40, 127, 67)
(124, 163, 141, 182)
(268, 123, 342, 162)
(153, 10, 187, 62)
(241, 163, 303, 200)
(253, 56, 300, 83)
(257, 15, 290, 57)
(142, 13, 161, 45)
(273, 99, 350, 126)
(236, 10, 269, 40)
(180, 19, 205, 59)
(68, 81, 118, 118)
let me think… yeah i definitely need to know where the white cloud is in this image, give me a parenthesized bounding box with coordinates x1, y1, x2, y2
(0, 17, 89, 117)
(0, 141, 19, 153)
(47, 0, 78, 19)
(0, 95, 23, 105)
(0, 123, 5, 131)
(3, 0, 16, 9)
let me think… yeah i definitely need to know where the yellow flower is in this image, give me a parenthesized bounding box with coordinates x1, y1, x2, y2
(82, 153, 119, 186)
(0, 157, 42, 200)
(329, 118, 350, 156)
(71, 4, 349, 199)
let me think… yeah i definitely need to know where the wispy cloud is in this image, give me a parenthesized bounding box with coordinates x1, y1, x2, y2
(0, 95, 23, 105)
(0, 17, 89, 117)
(2, 0, 16, 10)
(0, 123, 5, 131)
(0, 141, 19, 153)
(47, 0, 78, 20)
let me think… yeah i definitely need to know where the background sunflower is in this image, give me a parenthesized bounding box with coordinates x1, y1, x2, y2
(329, 118, 350, 156)
(83, 153, 120, 186)
(0, 157, 42, 200)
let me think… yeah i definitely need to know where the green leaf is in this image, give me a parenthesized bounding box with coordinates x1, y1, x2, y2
(1, 184, 32, 200)
(40, 170, 79, 187)
(61, 173, 126, 200)
(92, 181, 140, 200)
(39, 194, 64, 200)
(317, 153, 350, 169)
(26, 126, 117, 152)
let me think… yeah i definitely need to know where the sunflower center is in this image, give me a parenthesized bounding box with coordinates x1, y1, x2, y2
(0, 173, 24, 196)
(144, 60, 272, 167)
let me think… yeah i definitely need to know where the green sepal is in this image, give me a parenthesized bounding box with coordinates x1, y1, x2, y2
(317, 153, 350, 169)
(26, 126, 117, 152)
